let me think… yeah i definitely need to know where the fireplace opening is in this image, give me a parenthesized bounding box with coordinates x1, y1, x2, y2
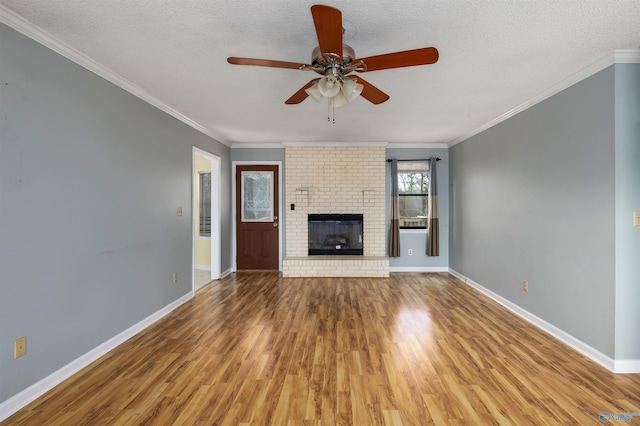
(308, 214, 363, 255)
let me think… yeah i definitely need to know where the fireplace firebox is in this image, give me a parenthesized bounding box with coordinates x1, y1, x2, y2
(308, 214, 363, 255)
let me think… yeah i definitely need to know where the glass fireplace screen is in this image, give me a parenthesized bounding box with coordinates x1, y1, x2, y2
(308, 214, 363, 255)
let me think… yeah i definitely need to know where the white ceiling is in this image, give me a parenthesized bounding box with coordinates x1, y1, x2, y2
(1, 1, 639, 147)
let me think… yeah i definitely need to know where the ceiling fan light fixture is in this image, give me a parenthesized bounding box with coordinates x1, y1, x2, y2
(317, 75, 341, 97)
(331, 91, 349, 108)
(305, 82, 323, 103)
(341, 78, 363, 102)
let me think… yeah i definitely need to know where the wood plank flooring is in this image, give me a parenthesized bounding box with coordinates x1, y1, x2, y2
(4, 272, 640, 425)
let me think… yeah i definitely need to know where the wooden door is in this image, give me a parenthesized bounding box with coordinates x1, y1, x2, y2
(236, 165, 279, 270)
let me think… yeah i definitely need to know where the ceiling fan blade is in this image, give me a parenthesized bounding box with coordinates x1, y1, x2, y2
(285, 79, 320, 104)
(357, 77, 390, 104)
(227, 57, 308, 70)
(311, 5, 343, 58)
(354, 47, 439, 72)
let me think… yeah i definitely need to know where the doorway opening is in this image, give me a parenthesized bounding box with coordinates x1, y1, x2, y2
(193, 148, 221, 291)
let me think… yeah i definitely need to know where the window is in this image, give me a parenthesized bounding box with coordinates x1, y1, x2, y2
(199, 172, 211, 236)
(397, 161, 429, 229)
(241, 171, 274, 221)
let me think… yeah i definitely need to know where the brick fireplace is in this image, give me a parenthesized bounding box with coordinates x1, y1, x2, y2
(282, 146, 389, 277)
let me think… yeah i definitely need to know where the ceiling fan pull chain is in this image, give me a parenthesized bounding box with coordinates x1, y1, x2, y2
(332, 101, 336, 124)
(328, 98, 335, 124)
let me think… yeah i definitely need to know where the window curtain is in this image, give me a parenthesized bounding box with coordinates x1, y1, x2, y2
(427, 158, 439, 256)
(389, 159, 401, 257)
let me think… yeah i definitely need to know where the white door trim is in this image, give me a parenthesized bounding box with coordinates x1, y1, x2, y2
(193, 147, 221, 291)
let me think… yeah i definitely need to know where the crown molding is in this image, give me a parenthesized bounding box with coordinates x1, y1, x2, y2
(613, 49, 640, 63)
(231, 142, 286, 149)
(231, 141, 449, 149)
(0, 5, 231, 147)
(447, 49, 640, 147)
(281, 141, 389, 147)
(386, 142, 449, 149)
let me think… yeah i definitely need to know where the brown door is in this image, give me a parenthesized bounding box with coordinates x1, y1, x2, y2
(236, 165, 279, 270)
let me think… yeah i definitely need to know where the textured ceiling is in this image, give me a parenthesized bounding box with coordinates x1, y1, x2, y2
(1, 1, 639, 147)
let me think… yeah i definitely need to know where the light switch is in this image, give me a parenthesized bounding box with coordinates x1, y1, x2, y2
(634, 211, 640, 227)
(177, 207, 183, 217)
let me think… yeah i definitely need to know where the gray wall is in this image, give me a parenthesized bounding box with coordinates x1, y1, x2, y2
(450, 67, 617, 356)
(386, 148, 449, 269)
(231, 147, 285, 163)
(0, 23, 230, 402)
(614, 64, 640, 360)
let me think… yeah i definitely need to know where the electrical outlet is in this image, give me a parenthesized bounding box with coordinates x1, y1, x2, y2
(408, 249, 413, 256)
(634, 211, 640, 227)
(173, 273, 178, 284)
(14, 337, 26, 359)
(177, 207, 183, 217)
(523, 280, 529, 292)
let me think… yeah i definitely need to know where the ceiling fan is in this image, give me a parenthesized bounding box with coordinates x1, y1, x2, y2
(227, 4, 439, 107)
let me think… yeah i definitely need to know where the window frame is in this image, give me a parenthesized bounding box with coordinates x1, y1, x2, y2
(396, 161, 429, 230)
(199, 171, 212, 237)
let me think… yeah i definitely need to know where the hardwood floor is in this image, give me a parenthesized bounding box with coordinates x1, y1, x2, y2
(4, 272, 640, 425)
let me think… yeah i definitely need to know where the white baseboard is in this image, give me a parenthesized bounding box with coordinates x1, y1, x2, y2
(220, 268, 232, 279)
(613, 359, 640, 374)
(448, 268, 639, 374)
(389, 266, 449, 273)
(195, 265, 211, 271)
(0, 292, 194, 422)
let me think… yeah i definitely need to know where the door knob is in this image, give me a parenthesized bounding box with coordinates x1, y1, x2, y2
(273, 222, 278, 227)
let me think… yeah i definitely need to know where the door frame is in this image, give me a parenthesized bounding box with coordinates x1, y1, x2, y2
(232, 161, 283, 271)
(192, 147, 221, 291)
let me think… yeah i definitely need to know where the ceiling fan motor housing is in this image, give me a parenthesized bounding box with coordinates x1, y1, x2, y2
(311, 44, 356, 76)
